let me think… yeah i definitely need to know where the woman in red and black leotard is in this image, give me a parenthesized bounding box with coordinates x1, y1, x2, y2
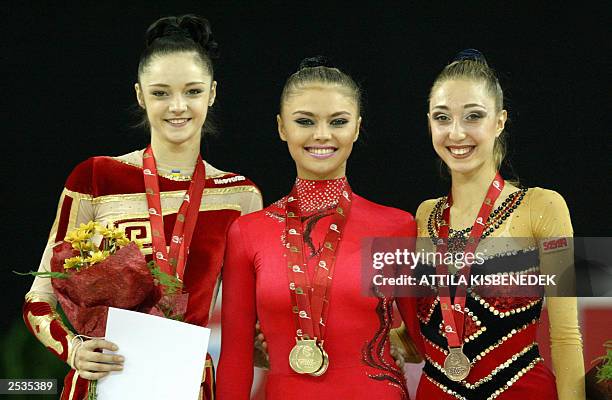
(217, 57, 422, 399)
(413, 50, 585, 400)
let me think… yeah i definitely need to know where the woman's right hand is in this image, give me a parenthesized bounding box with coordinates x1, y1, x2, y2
(74, 339, 124, 380)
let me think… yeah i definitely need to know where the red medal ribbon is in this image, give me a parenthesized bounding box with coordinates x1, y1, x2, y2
(284, 181, 352, 341)
(436, 172, 504, 348)
(142, 145, 206, 280)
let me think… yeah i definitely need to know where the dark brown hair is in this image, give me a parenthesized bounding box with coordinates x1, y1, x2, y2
(280, 56, 362, 114)
(136, 14, 219, 136)
(430, 49, 507, 169)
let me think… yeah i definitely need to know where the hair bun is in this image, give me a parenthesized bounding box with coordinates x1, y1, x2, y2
(145, 15, 219, 59)
(177, 15, 219, 59)
(299, 55, 334, 70)
(453, 48, 488, 65)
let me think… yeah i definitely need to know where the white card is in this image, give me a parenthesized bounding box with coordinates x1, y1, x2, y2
(96, 307, 210, 400)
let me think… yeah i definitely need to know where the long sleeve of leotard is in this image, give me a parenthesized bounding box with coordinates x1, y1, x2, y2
(530, 188, 585, 400)
(217, 219, 257, 399)
(24, 159, 96, 367)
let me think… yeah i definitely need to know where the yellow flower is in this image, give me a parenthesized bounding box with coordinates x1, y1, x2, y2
(65, 221, 100, 241)
(72, 241, 95, 252)
(85, 221, 97, 229)
(65, 228, 90, 243)
(86, 250, 110, 265)
(96, 225, 113, 238)
(79, 221, 98, 234)
(116, 237, 130, 247)
(134, 239, 144, 249)
(64, 256, 85, 270)
(111, 229, 127, 240)
(96, 224, 120, 238)
(78, 228, 94, 240)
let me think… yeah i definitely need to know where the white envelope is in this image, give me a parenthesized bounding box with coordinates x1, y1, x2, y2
(96, 307, 210, 400)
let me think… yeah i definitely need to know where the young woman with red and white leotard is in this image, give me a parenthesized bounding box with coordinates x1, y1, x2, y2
(23, 15, 262, 400)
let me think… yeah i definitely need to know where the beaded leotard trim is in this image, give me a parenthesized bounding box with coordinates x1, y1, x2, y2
(418, 188, 546, 400)
(427, 189, 527, 252)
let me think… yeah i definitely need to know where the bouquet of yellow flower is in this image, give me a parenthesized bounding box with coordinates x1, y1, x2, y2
(36, 221, 182, 337)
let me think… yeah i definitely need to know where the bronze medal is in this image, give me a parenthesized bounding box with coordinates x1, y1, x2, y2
(436, 174, 504, 383)
(289, 339, 324, 374)
(443, 347, 471, 381)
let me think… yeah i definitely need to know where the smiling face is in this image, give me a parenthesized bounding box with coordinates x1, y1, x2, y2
(135, 51, 216, 148)
(428, 79, 507, 176)
(277, 84, 361, 180)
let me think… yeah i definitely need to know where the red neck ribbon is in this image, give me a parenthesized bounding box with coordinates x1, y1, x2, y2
(284, 181, 352, 341)
(436, 172, 504, 348)
(142, 145, 206, 280)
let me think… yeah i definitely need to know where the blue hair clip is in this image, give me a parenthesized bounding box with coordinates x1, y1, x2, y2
(453, 49, 487, 64)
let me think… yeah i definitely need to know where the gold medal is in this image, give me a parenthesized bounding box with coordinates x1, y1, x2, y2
(308, 342, 329, 376)
(289, 339, 324, 374)
(285, 183, 351, 378)
(443, 347, 471, 381)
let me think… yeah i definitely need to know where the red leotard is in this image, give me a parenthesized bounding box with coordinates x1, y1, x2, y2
(217, 178, 422, 400)
(24, 149, 262, 400)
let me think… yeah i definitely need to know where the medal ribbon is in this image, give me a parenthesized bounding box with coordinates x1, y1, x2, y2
(436, 172, 504, 348)
(143, 145, 206, 280)
(285, 181, 352, 341)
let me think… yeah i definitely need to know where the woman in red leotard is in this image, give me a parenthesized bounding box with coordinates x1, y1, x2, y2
(217, 57, 422, 399)
(22, 15, 262, 400)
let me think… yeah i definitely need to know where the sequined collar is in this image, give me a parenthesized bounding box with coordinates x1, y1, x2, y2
(292, 177, 347, 214)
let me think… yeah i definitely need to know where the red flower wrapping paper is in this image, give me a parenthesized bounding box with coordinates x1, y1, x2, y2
(50, 242, 162, 337)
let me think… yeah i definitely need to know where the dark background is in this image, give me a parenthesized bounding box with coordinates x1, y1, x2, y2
(2, 0, 610, 388)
